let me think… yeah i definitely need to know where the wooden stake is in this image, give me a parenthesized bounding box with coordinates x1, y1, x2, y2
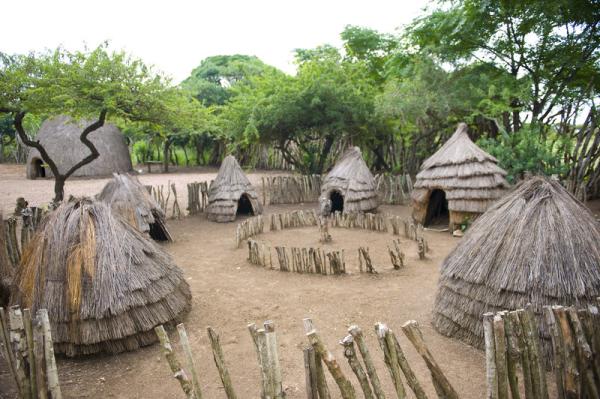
(0, 306, 20, 394)
(543, 306, 565, 399)
(340, 335, 374, 399)
(306, 329, 356, 399)
(177, 324, 203, 399)
(401, 320, 458, 399)
(348, 325, 386, 399)
(483, 313, 497, 399)
(566, 307, 598, 398)
(492, 315, 508, 399)
(507, 311, 534, 399)
(39, 309, 61, 399)
(304, 319, 330, 399)
(32, 315, 47, 399)
(207, 326, 238, 399)
(390, 333, 427, 399)
(501, 312, 521, 399)
(520, 306, 548, 399)
(23, 309, 37, 399)
(154, 325, 195, 399)
(304, 347, 319, 399)
(374, 323, 406, 399)
(264, 321, 284, 399)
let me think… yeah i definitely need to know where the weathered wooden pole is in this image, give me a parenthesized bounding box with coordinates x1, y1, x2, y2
(507, 311, 534, 399)
(375, 323, 406, 399)
(347, 325, 386, 399)
(340, 335, 374, 399)
(207, 326, 238, 399)
(154, 325, 195, 399)
(304, 318, 330, 399)
(390, 333, 428, 399)
(501, 312, 521, 399)
(492, 315, 508, 399)
(306, 329, 356, 399)
(304, 347, 319, 399)
(483, 313, 497, 399)
(401, 320, 459, 399)
(177, 324, 203, 399)
(520, 306, 548, 399)
(39, 309, 61, 399)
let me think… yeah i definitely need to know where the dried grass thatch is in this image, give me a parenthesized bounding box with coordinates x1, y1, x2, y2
(320, 147, 378, 213)
(97, 173, 172, 241)
(412, 123, 509, 228)
(26, 115, 133, 179)
(206, 155, 263, 222)
(13, 198, 191, 356)
(432, 176, 600, 361)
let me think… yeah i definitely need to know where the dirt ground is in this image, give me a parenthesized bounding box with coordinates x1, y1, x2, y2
(4, 164, 596, 398)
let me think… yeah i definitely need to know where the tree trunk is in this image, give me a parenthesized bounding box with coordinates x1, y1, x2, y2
(163, 139, 171, 173)
(54, 177, 66, 203)
(317, 135, 334, 174)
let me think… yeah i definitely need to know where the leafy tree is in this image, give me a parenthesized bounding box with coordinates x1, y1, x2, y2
(0, 44, 176, 202)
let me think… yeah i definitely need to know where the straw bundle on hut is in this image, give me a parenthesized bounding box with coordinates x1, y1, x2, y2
(97, 173, 172, 241)
(411, 123, 509, 229)
(320, 147, 378, 213)
(206, 155, 262, 222)
(433, 176, 600, 359)
(13, 198, 191, 356)
(26, 115, 132, 179)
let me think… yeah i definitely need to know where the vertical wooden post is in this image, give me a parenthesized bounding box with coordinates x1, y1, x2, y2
(207, 327, 237, 399)
(520, 306, 548, 399)
(340, 335, 374, 399)
(0, 306, 20, 394)
(39, 309, 61, 399)
(304, 347, 319, 399)
(23, 309, 37, 399)
(264, 321, 284, 399)
(501, 312, 521, 399)
(155, 325, 195, 399)
(390, 333, 427, 399)
(348, 325, 386, 399)
(401, 320, 458, 399)
(304, 319, 330, 399)
(10, 306, 32, 399)
(177, 324, 203, 399)
(32, 315, 48, 399)
(566, 307, 598, 398)
(483, 313, 497, 399)
(306, 330, 356, 399)
(543, 306, 565, 399)
(374, 323, 406, 399)
(492, 315, 508, 399)
(553, 306, 578, 398)
(507, 311, 534, 399)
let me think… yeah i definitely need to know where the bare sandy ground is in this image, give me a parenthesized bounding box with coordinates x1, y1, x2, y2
(3, 164, 589, 398)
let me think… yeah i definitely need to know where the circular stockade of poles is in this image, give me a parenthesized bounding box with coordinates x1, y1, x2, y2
(237, 209, 431, 276)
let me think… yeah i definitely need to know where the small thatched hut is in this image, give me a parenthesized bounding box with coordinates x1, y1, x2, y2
(97, 173, 172, 241)
(206, 155, 262, 222)
(14, 198, 191, 356)
(433, 176, 600, 360)
(320, 147, 378, 213)
(411, 123, 509, 229)
(26, 115, 132, 179)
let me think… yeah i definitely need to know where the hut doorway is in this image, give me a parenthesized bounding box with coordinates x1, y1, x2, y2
(330, 190, 344, 213)
(237, 193, 254, 216)
(425, 189, 449, 227)
(31, 158, 46, 178)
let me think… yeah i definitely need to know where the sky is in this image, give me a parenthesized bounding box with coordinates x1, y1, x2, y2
(1, 0, 429, 83)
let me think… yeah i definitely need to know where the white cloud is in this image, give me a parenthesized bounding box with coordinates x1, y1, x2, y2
(1, 0, 428, 82)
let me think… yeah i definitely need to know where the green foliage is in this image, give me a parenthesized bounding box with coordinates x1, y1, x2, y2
(478, 127, 567, 182)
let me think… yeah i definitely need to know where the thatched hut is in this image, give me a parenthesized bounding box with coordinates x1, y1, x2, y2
(411, 123, 509, 229)
(26, 115, 132, 179)
(97, 173, 172, 241)
(432, 176, 600, 360)
(206, 155, 262, 222)
(14, 198, 191, 356)
(320, 147, 378, 213)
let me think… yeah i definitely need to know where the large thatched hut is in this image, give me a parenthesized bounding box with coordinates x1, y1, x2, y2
(206, 155, 262, 222)
(411, 123, 509, 229)
(14, 198, 191, 356)
(26, 115, 132, 179)
(433, 176, 600, 359)
(320, 147, 378, 213)
(97, 173, 172, 241)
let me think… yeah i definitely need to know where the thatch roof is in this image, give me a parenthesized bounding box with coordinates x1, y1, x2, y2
(97, 173, 172, 241)
(433, 176, 600, 357)
(320, 147, 378, 213)
(412, 123, 509, 214)
(13, 198, 191, 356)
(206, 155, 262, 222)
(26, 115, 132, 179)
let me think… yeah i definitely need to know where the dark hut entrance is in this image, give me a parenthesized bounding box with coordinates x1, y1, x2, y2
(32, 159, 46, 178)
(425, 189, 449, 227)
(330, 190, 344, 213)
(149, 211, 171, 241)
(237, 193, 254, 216)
